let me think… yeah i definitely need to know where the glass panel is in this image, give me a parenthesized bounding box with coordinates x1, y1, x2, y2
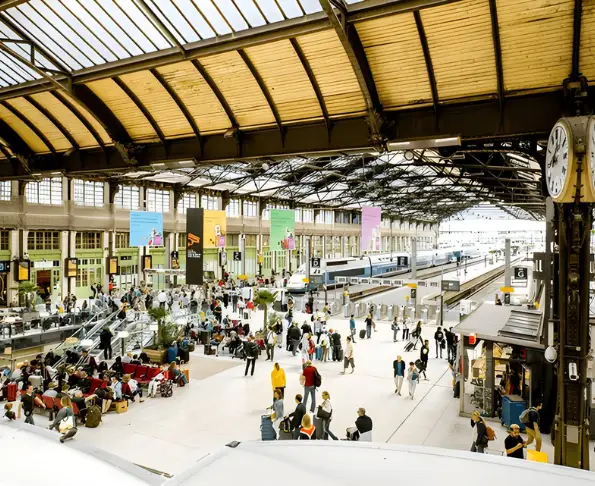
(114, 185, 140, 210)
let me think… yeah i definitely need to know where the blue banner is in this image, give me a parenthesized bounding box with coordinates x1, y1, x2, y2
(130, 211, 164, 247)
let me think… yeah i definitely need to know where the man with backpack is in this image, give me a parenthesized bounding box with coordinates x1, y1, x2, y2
(520, 401, 542, 451)
(301, 360, 321, 413)
(244, 337, 259, 377)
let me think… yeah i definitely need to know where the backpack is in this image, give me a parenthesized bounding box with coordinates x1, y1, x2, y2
(485, 423, 496, 441)
(313, 368, 322, 388)
(85, 405, 102, 428)
(519, 407, 535, 424)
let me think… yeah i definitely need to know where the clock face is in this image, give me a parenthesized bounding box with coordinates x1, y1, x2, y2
(545, 123, 570, 198)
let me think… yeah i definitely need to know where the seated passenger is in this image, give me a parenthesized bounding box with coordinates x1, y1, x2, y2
(148, 365, 166, 398)
(110, 357, 124, 376)
(166, 343, 178, 364)
(42, 382, 58, 398)
(168, 362, 187, 386)
(110, 376, 123, 401)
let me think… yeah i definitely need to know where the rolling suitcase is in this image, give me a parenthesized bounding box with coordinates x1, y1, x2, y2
(404, 341, 415, 352)
(336, 347, 344, 362)
(260, 414, 276, 441)
(359, 329, 366, 339)
(313, 416, 323, 440)
(7, 382, 16, 402)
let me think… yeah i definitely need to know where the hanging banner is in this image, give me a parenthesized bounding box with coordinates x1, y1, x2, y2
(361, 206, 382, 252)
(204, 210, 226, 248)
(186, 208, 204, 285)
(130, 211, 164, 247)
(270, 209, 296, 251)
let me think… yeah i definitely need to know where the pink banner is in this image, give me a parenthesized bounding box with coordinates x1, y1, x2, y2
(361, 206, 382, 252)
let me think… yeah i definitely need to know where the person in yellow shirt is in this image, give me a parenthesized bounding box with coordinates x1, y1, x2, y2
(270, 362, 286, 399)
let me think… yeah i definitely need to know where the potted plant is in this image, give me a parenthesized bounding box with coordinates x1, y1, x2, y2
(145, 307, 181, 364)
(254, 289, 277, 332)
(16, 281, 39, 309)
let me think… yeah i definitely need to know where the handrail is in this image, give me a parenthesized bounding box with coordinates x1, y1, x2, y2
(51, 308, 112, 355)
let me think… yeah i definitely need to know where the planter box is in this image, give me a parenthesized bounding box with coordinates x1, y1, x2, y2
(144, 348, 168, 365)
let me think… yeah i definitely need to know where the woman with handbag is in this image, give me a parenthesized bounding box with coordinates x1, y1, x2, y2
(317, 391, 338, 440)
(48, 395, 77, 443)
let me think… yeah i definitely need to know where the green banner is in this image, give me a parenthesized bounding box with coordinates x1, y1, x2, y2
(270, 209, 296, 251)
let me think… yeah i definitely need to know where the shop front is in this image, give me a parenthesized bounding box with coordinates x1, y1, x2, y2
(453, 303, 549, 431)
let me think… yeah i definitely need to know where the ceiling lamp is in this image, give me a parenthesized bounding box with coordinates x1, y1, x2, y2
(387, 136, 461, 151)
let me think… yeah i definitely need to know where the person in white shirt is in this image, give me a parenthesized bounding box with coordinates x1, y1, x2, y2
(122, 353, 132, 364)
(319, 391, 338, 440)
(42, 382, 58, 398)
(148, 366, 166, 398)
(319, 331, 330, 362)
(342, 336, 355, 374)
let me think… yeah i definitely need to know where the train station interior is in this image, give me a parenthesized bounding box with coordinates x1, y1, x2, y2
(0, 0, 595, 484)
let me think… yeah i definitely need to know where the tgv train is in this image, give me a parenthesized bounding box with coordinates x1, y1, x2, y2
(287, 247, 481, 293)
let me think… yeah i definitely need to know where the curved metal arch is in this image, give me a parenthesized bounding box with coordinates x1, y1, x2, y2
(413, 11, 438, 114)
(0, 100, 56, 154)
(50, 90, 105, 151)
(150, 68, 201, 150)
(190, 59, 239, 129)
(289, 38, 330, 132)
(24, 94, 79, 150)
(237, 49, 283, 138)
(113, 76, 166, 146)
(488, 0, 504, 107)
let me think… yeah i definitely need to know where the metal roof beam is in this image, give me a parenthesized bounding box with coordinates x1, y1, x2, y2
(571, 0, 583, 79)
(24, 94, 78, 150)
(413, 11, 438, 116)
(320, 0, 384, 145)
(488, 0, 504, 123)
(0, 100, 55, 154)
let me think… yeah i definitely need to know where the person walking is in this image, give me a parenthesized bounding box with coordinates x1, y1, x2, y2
(244, 337, 258, 377)
(318, 391, 338, 440)
(393, 355, 405, 395)
(320, 331, 330, 362)
(288, 394, 306, 439)
(445, 327, 455, 361)
(402, 317, 410, 341)
(419, 340, 430, 380)
(412, 320, 423, 350)
(521, 401, 543, 452)
(504, 424, 526, 459)
(265, 326, 277, 362)
(364, 313, 373, 339)
(434, 327, 445, 359)
(271, 362, 286, 399)
(330, 329, 342, 362)
(99, 326, 113, 360)
(288, 323, 301, 356)
(470, 410, 489, 453)
(407, 361, 418, 399)
(392, 316, 400, 342)
(342, 336, 355, 374)
(349, 314, 357, 343)
(270, 388, 284, 434)
(301, 360, 319, 413)
(21, 383, 45, 425)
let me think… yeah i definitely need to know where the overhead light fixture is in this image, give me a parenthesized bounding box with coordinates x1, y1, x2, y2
(507, 153, 530, 163)
(151, 162, 167, 170)
(118, 331, 129, 339)
(404, 150, 415, 161)
(80, 339, 94, 348)
(50, 171, 63, 176)
(178, 160, 195, 167)
(63, 148, 75, 157)
(388, 136, 461, 151)
(262, 162, 270, 171)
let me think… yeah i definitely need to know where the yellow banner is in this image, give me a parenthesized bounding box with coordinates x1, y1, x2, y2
(500, 286, 514, 293)
(204, 210, 226, 248)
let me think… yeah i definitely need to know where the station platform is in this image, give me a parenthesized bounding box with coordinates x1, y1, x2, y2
(20, 305, 595, 476)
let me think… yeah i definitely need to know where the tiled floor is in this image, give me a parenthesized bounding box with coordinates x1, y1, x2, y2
(26, 307, 595, 475)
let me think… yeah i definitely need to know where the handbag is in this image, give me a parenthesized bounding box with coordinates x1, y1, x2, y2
(59, 414, 75, 433)
(440, 340, 446, 349)
(316, 405, 332, 420)
(299, 375, 306, 386)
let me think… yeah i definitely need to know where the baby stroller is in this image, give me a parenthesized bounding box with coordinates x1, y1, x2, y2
(159, 380, 174, 398)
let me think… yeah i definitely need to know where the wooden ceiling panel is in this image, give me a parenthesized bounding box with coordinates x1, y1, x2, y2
(0, 103, 48, 153)
(6, 98, 71, 151)
(119, 71, 193, 139)
(421, 0, 497, 100)
(86, 79, 159, 143)
(156, 61, 231, 134)
(295, 30, 367, 117)
(244, 40, 323, 123)
(497, 0, 574, 91)
(356, 13, 432, 109)
(579, 0, 595, 82)
(199, 51, 276, 129)
(30, 92, 102, 149)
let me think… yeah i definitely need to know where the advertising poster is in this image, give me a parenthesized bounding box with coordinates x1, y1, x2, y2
(270, 209, 296, 251)
(204, 210, 226, 248)
(186, 208, 204, 285)
(361, 206, 382, 252)
(130, 211, 164, 247)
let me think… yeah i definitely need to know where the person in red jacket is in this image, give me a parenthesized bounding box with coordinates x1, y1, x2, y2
(308, 336, 315, 361)
(301, 361, 318, 413)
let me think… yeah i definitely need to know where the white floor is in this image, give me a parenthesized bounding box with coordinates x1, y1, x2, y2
(25, 309, 595, 476)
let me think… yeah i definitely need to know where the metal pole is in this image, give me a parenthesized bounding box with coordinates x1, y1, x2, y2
(411, 237, 417, 279)
(504, 238, 511, 287)
(305, 236, 311, 289)
(239, 234, 246, 277)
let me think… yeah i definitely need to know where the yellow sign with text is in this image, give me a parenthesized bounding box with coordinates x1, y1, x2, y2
(204, 210, 226, 248)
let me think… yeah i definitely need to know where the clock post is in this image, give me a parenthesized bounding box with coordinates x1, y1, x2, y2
(547, 117, 592, 469)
